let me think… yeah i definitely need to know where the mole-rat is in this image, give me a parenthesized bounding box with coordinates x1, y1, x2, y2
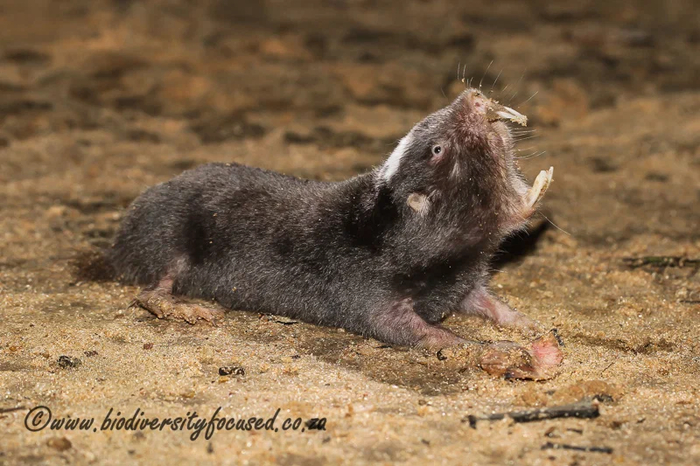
(109, 87, 561, 378)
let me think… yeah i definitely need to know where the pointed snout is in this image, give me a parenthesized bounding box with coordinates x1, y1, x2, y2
(460, 89, 528, 127)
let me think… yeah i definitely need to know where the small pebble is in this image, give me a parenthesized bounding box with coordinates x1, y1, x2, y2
(47, 437, 72, 451)
(57, 356, 81, 369)
(219, 366, 245, 376)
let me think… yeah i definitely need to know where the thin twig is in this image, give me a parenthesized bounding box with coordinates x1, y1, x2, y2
(0, 406, 27, 414)
(542, 442, 613, 454)
(623, 256, 700, 269)
(466, 401, 599, 428)
(600, 361, 615, 375)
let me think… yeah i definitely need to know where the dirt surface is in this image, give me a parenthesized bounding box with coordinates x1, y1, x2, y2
(1, 0, 699, 464)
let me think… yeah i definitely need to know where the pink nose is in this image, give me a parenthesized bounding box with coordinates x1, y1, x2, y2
(463, 89, 490, 115)
(461, 89, 528, 126)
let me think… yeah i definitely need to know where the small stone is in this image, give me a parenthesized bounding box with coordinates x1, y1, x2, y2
(47, 437, 72, 451)
(219, 366, 245, 376)
(57, 356, 81, 369)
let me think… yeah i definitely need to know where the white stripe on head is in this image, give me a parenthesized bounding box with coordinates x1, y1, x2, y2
(380, 134, 412, 181)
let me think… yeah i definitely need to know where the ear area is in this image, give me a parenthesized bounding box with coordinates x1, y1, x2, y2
(407, 192, 430, 216)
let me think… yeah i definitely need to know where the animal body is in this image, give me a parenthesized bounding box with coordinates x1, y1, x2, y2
(109, 88, 559, 377)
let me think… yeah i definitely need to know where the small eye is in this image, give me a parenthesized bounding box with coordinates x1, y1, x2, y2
(431, 145, 442, 155)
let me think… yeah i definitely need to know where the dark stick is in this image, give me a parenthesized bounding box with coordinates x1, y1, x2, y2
(622, 256, 700, 269)
(275, 320, 298, 325)
(541, 442, 613, 454)
(600, 361, 615, 374)
(0, 406, 27, 414)
(466, 401, 599, 428)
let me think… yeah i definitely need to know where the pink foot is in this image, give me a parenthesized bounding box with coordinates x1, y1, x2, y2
(460, 286, 544, 336)
(479, 331, 564, 380)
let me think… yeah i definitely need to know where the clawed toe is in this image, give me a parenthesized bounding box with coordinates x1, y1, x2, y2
(159, 303, 225, 326)
(133, 290, 224, 326)
(507, 313, 545, 338)
(185, 304, 226, 326)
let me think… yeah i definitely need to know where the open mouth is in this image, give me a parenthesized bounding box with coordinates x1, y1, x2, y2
(486, 102, 528, 127)
(464, 88, 553, 207)
(473, 91, 552, 204)
(466, 89, 528, 127)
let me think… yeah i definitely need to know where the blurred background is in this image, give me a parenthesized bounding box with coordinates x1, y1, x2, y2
(1, 0, 699, 241)
(1, 1, 699, 464)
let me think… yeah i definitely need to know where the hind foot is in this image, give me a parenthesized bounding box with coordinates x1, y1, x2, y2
(460, 286, 543, 337)
(131, 283, 224, 326)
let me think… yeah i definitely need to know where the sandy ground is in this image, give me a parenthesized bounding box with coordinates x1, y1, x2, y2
(1, 0, 699, 464)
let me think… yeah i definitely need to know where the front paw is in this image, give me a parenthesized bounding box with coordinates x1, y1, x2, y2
(479, 331, 563, 380)
(479, 341, 536, 379)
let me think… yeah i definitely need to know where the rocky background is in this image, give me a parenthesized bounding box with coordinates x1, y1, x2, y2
(1, 0, 699, 464)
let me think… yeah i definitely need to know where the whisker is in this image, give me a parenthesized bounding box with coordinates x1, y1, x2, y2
(510, 210, 531, 228)
(499, 83, 509, 98)
(512, 135, 539, 142)
(518, 90, 539, 107)
(511, 129, 539, 135)
(490, 69, 503, 94)
(515, 150, 546, 160)
(541, 213, 572, 236)
(507, 68, 527, 104)
(479, 60, 493, 90)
